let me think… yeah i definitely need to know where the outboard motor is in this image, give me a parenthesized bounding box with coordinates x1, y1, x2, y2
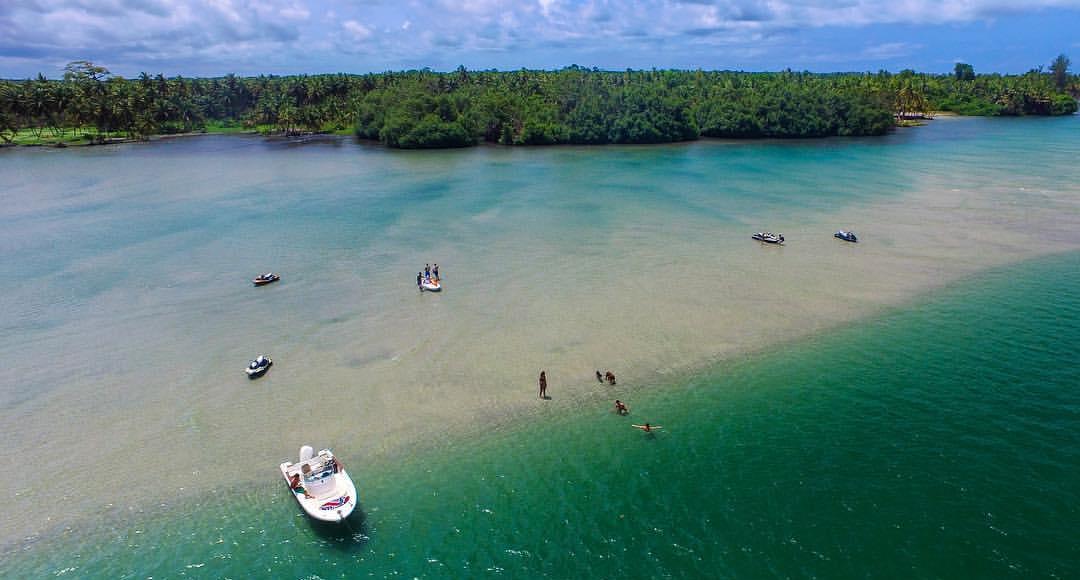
(299, 445, 314, 462)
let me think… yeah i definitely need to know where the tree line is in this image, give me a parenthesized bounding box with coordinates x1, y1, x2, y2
(1, 58, 1075, 148)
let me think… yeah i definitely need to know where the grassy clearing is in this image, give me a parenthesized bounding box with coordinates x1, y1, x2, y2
(202, 121, 258, 134)
(2, 122, 352, 148)
(3, 128, 112, 147)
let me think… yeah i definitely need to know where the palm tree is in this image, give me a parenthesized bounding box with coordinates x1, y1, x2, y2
(1050, 54, 1070, 90)
(0, 81, 19, 142)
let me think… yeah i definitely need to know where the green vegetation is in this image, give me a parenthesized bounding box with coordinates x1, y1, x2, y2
(1051, 54, 1071, 91)
(1, 59, 1075, 149)
(203, 120, 255, 134)
(953, 63, 976, 82)
(917, 61, 1079, 117)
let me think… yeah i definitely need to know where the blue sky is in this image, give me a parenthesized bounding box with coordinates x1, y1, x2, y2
(1, 1, 1078, 78)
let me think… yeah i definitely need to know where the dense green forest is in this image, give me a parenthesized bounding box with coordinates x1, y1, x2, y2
(1, 58, 1075, 148)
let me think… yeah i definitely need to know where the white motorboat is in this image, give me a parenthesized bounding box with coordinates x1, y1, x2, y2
(245, 355, 273, 378)
(280, 446, 357, 523)
(421, 278, 442, 292)
(752, 232, 785, 244)
(834, 230, 858, 243)
(253, 272, 280, 286)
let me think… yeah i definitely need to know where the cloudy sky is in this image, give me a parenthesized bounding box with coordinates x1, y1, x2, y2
(2, 1, 1079, 78)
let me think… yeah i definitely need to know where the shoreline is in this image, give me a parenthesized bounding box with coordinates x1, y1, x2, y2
(0, 112, 985, 150)
(2, 109, 1071, 151)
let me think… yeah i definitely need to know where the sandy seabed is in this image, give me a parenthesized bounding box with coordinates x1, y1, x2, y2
(1, 128, 1078, 549)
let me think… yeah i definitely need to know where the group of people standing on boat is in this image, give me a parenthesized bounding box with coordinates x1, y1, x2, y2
(416, 263, 440, 290)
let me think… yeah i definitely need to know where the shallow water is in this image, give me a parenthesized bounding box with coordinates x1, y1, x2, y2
(1, 117, 1079, 568)
(4, 252, 1078, 578)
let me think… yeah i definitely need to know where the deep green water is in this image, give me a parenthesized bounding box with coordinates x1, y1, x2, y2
(5, 252, 1078, 578)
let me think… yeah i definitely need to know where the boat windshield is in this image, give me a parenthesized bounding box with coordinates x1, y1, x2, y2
(302, 460, 335, 482)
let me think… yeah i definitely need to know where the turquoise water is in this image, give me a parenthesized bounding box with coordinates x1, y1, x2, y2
(2, 116, 1079, 576)
(4, 252, 1078, 578)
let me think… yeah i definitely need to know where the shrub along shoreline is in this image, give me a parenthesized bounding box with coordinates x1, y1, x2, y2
(2, 61, 1075, 149)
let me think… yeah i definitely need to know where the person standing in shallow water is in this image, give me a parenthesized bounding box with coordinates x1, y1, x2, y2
(596, 370, 604, 383)
(424, 264, 431, 279)
(539, 371, 548, 399)
(433, 263, 439, 279)
(417, 272, 423, 291)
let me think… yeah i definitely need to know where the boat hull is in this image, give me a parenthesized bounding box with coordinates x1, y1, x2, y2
(752, 233, 784, 244)
(421, 281, 442, 292)
(245, 359, 272, 378)
(280, 451, 357, 523)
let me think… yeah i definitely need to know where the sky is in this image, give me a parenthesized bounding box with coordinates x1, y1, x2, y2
(1, 1, 1079, 78)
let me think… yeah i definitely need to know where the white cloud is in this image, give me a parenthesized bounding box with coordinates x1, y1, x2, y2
(343, 20, 373, 40)
(0, 0, 314, 75)
(280, 5, 310, 20)
(861, 42, 920, 59)
(1, 0, 1078, 76)
(205, 0, 242, 23)
(538, 0, 557, 18)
